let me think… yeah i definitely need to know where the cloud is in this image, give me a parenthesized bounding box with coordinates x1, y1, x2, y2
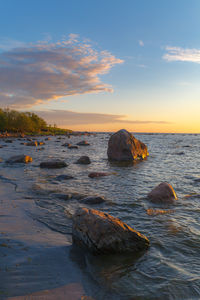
(163, 46, 200, 63)
(35, 109, 171, 126)
(0, 35, 123, 108)
(139, 40, 144, 47)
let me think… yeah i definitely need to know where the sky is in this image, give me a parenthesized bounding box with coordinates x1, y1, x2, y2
(0, 0, 200, 133)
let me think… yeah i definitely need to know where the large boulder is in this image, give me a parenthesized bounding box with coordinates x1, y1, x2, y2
(107, 129, 148, 161)
(148, 182, 177, 204)
(6, 155, 32, 163)
(40, 160, 67, 168)
(72, 208, 149, 254)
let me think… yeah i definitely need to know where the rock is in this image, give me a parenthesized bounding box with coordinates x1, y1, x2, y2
(45, 137, 51, 141)
(62, 143, 70, 147)
(40, 160, 67, 168)
(77, 141, 90, 146)
(107, 129, 149, 161)
(76, 156, 91, 165)
(26, 141, 38, 146)
(148, 182, 177, 204)
(5, 139, 13, 143)
(81, 196, 105, 204)
(55, 175, 74, 181)
(72, 208, 149, 254)
(68, 145, 79, 149)
(88, 172, 111, 178)
(173, 151, 185, 155)
(6, 155, 32, 163)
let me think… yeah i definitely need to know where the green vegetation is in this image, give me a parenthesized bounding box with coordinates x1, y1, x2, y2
(0, 108, 72, 135)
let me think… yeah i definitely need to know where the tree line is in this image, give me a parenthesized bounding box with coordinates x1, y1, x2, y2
(0, 108, 48, 133)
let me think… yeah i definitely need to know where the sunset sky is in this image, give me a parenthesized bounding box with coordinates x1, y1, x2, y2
(0, 0, 200, 132)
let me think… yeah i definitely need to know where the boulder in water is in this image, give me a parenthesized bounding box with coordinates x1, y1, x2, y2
(107, 129, 148, 161)
(148, 182, 177, 204)
(40, 160, 67, 168)
(72, 207, 149, 254)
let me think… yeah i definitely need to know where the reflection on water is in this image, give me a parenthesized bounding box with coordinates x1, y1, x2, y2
(0, 133, 200, 299)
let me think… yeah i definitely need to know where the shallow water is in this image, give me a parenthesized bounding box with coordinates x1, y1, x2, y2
(0, 133, 200, 299)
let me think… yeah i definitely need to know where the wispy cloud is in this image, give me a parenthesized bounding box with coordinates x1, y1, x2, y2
(35, 109, 171, 126)
(0, 35, 123, 108)
(163, 46, 200, 63)
(139, 40, 144, 47)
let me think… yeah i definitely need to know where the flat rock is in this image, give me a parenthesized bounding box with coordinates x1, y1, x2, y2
(26, 141, 38, 146)
(55, 175, 74, 181)
(148, 182, 177, 204)
(68, 145, 79, 149)
(77, 141, 90, 146)
(88, 172, 111, 178)
(6, 155, 32, 164)
(40, 160, 67, 168)
(107, 129, 149, 161)
(81, 196, 105, 204)
(76, 156, 91, 164)
(72, 207, 149, 254)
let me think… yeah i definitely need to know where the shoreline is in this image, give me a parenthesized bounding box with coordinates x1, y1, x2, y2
(0, 180, 90, 299)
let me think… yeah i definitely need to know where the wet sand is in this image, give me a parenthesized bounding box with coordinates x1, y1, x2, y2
(0, 181, 89, 299)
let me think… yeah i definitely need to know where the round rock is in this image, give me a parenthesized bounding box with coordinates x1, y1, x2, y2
(148, 182, 177, 204)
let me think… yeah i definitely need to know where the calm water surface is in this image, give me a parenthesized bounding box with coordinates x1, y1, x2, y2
(0, 133, 200, 299)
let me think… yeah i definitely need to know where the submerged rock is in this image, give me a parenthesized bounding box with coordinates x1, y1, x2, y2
(81, 196, 105, 204)
(107, 129, 149, 161)
(88, 172, 111, 178)
(148, 182, 177, 204)
(68, 145, 79, 149)
(77, 140, 90, 146)
(26, 141, 38, 146)
(6, 155, 32, 163)
(40, 160, 67, 168)
(55, 174, 74, 181)
(76, 156, 91, 165)
(72, 207, 149, 254)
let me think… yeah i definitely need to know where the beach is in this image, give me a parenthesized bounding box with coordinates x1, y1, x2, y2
(0, 133, 200, 299)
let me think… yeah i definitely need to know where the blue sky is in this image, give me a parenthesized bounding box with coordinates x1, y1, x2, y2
(0, 0, 200, 132)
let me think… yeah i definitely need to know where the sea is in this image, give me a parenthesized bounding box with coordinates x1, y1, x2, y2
(0, 133, 199, 300)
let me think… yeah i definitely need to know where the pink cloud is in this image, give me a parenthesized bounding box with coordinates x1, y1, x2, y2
(0, 35, 123, 108)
